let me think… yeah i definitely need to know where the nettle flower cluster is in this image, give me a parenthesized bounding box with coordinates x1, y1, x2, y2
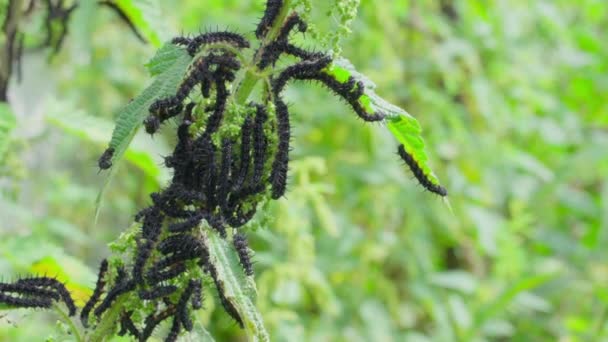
(0, 1, 446, 341)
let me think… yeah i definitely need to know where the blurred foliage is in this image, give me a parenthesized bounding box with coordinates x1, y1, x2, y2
(1, 0, 607, 341)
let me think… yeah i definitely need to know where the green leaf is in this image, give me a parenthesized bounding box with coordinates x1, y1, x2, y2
(206, 230, 269, 342)
(0, 103, 16, 163)
(95, 43, 191, 220)
(107, 44, 190, 160)
(182, 321, 217, 342)
(326, 57, 444, 189)
(46, 105, 170, 181)
(145, 42, 188, 76)
(113, 0, 163, 47)
(472, 274, 556, 332)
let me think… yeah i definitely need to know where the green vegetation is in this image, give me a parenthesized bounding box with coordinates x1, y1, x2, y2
(1, 1, 607, 341)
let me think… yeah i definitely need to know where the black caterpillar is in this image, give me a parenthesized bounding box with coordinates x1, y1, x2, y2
(0, 276, 76, 315)
(233, 233, 254, 276)
(398, 145, 447, 197)
(256, 0, 284, 39)
(81, 259, 109, 326)
(98, 147, 115, 170)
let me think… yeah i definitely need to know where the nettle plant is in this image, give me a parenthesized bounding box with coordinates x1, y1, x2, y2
(1, 1, 447, 341)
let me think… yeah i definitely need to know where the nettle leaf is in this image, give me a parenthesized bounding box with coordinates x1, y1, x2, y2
(145, 42, 189, 76)
(206, 230, 269, 342)
(46, 106, 170, 181)
(113, 0, 163, 47)
(183, 322, 217, 342)
(95, 43, 191, 220)
(105, 43, 189, 173)
(0, 103, 16, 163)
(326, 57, 445, 189)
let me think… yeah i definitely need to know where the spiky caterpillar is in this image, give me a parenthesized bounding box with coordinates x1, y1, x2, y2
(274, 57, 386, 122)
(167, 213, 205, 233)
(190, 280, 203, 309)
(132, 205, 167, 284)
(258, 13, 310, 69)
(166, 315, 182, 342)
(0, 281, 61, 311)
(216, 139, 234, 211)
(251, 103, 269, 186)
(181, 31, 250, 56)
(269, 57, 333, 198)
(98, 147, 114, 170)
(118, 311, 140, 338)
(0, 282, 61, 301)
(140, 305, 177, 341)
(176, 281, 198, 332)
(312, 72, 385, 122)
(14, 277, 76, 316)
(145, 53, 241, 135)
(138, 285, 178, 300)
(397, 145, 447, 197)
(233, 233, 254, 276)
(224, 203, 258, 228)
(255, 0, 284, 39)
(269, 97, 290, 199)
(201, 69, 231, 139)
(233, 115, 253, 191)
(0, 292, 53, 309)
(157, 234, 197, 255)
(93, 271, 136, 318)
(204, 262, 244, 327)
(146, 263, 187, 285)
(81, 259, 109, 326)
(272, 56, 333, 93)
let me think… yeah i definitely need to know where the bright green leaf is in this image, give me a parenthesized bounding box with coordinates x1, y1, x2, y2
(329, 57, 444, 189)
(114, 0, 163, 47)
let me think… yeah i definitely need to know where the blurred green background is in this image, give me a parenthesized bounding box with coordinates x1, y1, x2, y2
(1, 0, 607, 341)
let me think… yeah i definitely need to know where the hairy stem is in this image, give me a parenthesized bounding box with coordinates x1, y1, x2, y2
(234, 0, 293, 105)
(53, 304, 84, 342)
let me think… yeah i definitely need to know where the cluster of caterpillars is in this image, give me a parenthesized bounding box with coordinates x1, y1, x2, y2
(1, 1, 446, 341)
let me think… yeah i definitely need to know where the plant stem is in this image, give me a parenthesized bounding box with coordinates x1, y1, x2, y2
(234, 0, 293, 105)
(54, 304, 84, 342)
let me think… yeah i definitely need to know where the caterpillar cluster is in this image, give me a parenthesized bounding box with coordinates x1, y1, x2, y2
(0, 3, 450, 342)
